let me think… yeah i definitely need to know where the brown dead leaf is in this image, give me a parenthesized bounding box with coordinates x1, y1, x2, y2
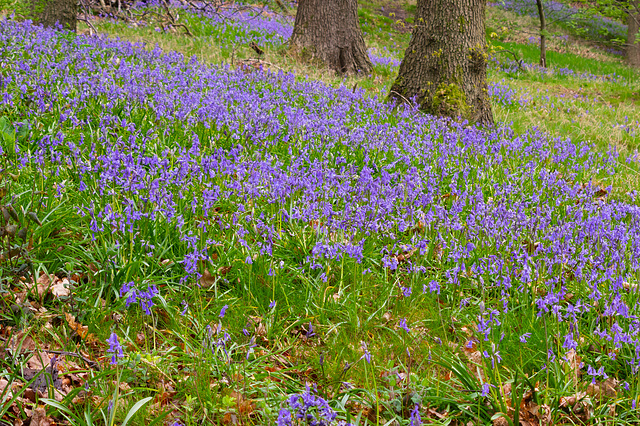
(8, 331, 36, 353)
(230, 391, 256, 417)
(564, 349, 581, 387)
(65, 313, 88, 339)
(493, 416, 509, 426)
(30, 406, 54, 426)
(425, 407, 447, 420)
(153, 381, 176, 407)
(50, 277, 70, 298)
(395, 248, 417, 262)
(361, 405, 378, 423)
(222, 412, 238, 425)
(25, 350, 52, 371)
(136, 333, 145, 345)
(28, 273, 51, 298)
(160, 258, 174, 267)
(534, 404, 552, 425)
(0, 378, 20, 403)
(250, 316, 266, 336)
(587, 377, 619, 399)
(24, 387, 37, 403)
(432, 242, 443, 260)
(199, 269, 215, 287)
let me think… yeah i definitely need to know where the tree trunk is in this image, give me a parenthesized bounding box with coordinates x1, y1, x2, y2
(536, 0, 547, 67)
(388, 0, 493, 125)
(30, 0, 77, 32)
(627, 0, 640, 67)
(290, 0, 373, 75)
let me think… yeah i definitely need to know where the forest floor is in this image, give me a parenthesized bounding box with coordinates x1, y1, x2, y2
(2, 1, 640, 425)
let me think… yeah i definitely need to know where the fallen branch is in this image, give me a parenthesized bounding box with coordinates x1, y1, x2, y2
(45, 349, 102, 371)
(492, 49, 525, 69)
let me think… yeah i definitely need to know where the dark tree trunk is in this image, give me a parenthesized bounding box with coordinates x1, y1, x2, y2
(536, 0, 547, 67)
(388, 0, 493, 125)
(627, 0, 640, 67)
(30, 0, 77, 32)
(290, 0, 373, 75)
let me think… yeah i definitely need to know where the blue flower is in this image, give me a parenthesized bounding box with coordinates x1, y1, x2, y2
(219, 304, 229, 318)
(481, 382, 494, 397)
(106, 332, 124, 365)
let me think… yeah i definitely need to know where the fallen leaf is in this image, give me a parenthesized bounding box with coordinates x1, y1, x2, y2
(51, 277, 70, 298)
(28, 273, 51, 298)
(564, 349, 581, 387)
(31, 406, 53, 426)
(199, 269, 215, 287)
(493, 416, 509, 426)
(65, 313, 88, 339)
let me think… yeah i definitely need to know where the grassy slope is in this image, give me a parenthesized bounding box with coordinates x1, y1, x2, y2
(86, 1, 640, 151)
(1, 1, 640, 426)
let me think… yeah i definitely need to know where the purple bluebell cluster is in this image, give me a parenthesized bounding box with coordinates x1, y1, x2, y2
(526, 34, 569, 47)
(489, 54, 622, 83)
(368, 47, 401, 69)
(277, 386, 345, 426)
(183, 3, 293, 47)
(614, 115, 640, 137)
(120, 282, 159, 315)
(487, 80, 531, 107)
(4, 16, 640, 403)
(410, 404, 421, 426)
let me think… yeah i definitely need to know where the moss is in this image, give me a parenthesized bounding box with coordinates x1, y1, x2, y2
(468, 44, 488, 71)
(427, 82, 469, 119)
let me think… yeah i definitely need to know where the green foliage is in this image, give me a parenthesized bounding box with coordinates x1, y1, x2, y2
(2, 2, 640, 425)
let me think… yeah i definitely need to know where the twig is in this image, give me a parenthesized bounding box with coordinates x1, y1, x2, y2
(389, 90, 412, 107)
(78, 17, 98, 35)
(238, 58, 284, 72)
(273, 0, 288, 13)
(491, 48, 524, 69)
(250, 41, 264, 55)
(161, 0, 193, 36)
(45, 349, 101, 371)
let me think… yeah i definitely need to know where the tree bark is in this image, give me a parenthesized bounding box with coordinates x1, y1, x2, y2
(30, 0, 77, 32)
(290, 0, 373, 75)
(536, 0, 547, 67)
(388, 0, 493, 125)
(627, 0, 640, 67)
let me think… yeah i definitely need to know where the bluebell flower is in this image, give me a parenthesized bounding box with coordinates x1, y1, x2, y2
(106, 332, 124, 365)
(219, 304, 229, 318)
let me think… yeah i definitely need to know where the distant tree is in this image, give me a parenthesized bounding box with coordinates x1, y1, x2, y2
(529, 0, 640, 67)
(290, 0, 373, 74)
(536, 0, 547, 67)
(29, 0, 77, 31)
(388, 0, 493, 125)
(627, 0, 640, 66)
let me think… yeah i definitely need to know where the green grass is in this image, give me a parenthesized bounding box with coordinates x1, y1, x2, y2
(490, 39, 639, 79)
(2, 1, 640, 426)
